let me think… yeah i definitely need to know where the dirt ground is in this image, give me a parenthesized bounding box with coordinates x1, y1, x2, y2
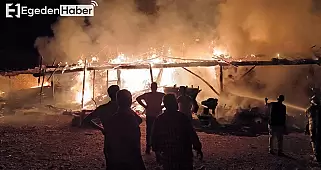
(0, 114, 320, 170)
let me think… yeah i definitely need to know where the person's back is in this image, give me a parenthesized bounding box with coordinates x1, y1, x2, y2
(266, 95, 286, 155)
(269, 102, 286, 126)
(95, 101, 118, 129)
(108, 109, 142, 163)
(107, 89, 146, 170)
(152, 94, 202, 170)
(142, 91, 164, 117)
(153, 110, 197, 159)
(82, 85, 120, 169)
(136, 82, 164, 154)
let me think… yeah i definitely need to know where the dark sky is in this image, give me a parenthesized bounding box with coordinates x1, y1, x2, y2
(2, 0, 78, 71)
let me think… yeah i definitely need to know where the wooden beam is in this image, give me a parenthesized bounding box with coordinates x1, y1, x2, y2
(149, 64, 154, 83)
(219, 65, 223, 92)
(92, 70, 96, 99)
(0, 58, 319, 77)
(117, 69, 121, 87)
(106, 70, 109, 89)
(81, 60, 87, 109)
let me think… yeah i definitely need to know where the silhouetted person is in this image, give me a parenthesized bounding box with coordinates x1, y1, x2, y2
(306, 95, 321, 162)
(177, 86, 195, 120)
(82, 85, 120, 166)
(201, 98, 218, 116)
(265, 95, 287, 156)
(107, 89, 145, 170)
(152, 94, 203, 170)
(136, 82, 165, 154)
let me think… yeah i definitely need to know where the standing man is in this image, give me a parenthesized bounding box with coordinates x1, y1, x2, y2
(265, 95, 287, 156)
(152, 94, 203, 170)
(136, 82, 165, 154)
(108, 89, 146, 170)
(82, 85, 120, 167)
(306, 95, 321, 162)
(177, 86, 197, 120)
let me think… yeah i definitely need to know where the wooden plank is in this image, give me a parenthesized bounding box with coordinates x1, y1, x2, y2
(1, 58, 320, 77)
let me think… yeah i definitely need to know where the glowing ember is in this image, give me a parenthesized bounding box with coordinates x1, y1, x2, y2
(212, 48, 230, 59)
(30, 82, 51, 88)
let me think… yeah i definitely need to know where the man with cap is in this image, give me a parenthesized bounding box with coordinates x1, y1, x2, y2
(152, 94, 203, 170)
(265, 95, 287, 156)
(136, 82, 165, 154)
(108, 89, 145, 170)
(306, 95, 321, 162)
(83, 85, 120, 167)
(177, 86, 197, 120)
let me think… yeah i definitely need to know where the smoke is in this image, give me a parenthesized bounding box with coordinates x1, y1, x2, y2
(217, 0, 321, 56)
(215, 0, 321, 116)
(34, 0, 222, 64)
(34, 0, 321, 116)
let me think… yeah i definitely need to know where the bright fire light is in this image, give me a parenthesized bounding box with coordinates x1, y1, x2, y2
(212, 48, 230, 59)
(73, 69, 93, 104)
(30, 82, 51, 88)
(71, 54, 176, 108)
(70, 45, 232, 109)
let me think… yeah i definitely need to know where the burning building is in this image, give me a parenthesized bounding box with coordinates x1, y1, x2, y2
(2, 0, 321, 133)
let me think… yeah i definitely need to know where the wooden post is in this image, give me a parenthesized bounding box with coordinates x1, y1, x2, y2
(117, 69, 121, 88)
(81, 59, 87, 109)
(40, 71, 45, 104)
(149, 64, 154, 83)
(219, 65, 223, 92)
(92, 70, 96, 99)
(51, 74, 55, 98)
(106, 70, 109, 89)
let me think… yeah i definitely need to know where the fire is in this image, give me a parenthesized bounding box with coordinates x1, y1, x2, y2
(212, 48, 231, 59)
(73, 70, 93, 104)
(71, 54, 176, 108)
(70, 45, 233, 109)
(109, 55, 176, 93)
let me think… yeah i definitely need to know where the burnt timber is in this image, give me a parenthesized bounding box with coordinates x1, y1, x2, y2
(0, 58, 320, 77)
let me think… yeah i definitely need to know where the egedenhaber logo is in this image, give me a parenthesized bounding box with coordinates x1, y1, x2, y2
(5, 0, 98, 18)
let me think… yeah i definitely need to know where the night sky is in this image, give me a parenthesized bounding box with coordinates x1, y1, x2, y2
(2, 0, 78, 71)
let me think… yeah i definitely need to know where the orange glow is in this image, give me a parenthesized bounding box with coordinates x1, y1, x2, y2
(69, 46, 238, 109)
(30, 82, 51, 88)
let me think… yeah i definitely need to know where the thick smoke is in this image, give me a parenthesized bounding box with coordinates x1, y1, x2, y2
(35, 0, 221, 64)
(34, 0, 321, 115)
(217, 0, 321, 56)
(215, 0, 321, 116)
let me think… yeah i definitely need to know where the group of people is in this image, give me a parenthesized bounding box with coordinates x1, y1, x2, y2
(83, 82, 321, 169)
(266, 94, 321, 163)
(83, 82, 202, 170)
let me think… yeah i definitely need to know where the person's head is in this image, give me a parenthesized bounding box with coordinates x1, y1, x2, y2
(151, 82, 158, 92)
(178, 86, 186, 95)
(277, 95, 285, 103)
(116, 89, 132, 108)
(163, 94, 178, 111)
(311, 95, 320, 105)
(107, 85, 120, 101)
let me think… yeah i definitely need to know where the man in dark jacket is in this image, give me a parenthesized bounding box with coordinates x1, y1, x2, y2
(306, 95, 321, 162)
(82, 85, 120, 167)
(266, 95, 287, 155)
(152, 94, 203, 170)
(107, 89, 145, 170)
